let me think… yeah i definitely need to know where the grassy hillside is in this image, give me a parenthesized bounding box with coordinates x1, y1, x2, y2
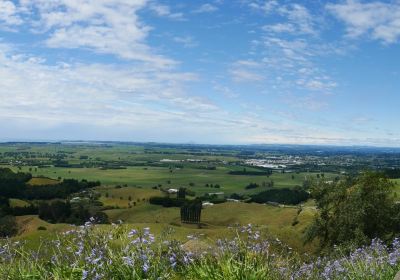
(103, 201, 316, 252)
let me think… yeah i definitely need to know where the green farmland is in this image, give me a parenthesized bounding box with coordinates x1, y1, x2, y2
(10, 165, 334, 196)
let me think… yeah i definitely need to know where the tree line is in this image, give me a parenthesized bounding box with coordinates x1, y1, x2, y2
(0, 168, 104, 236)
(0, 168, 100, 200)
(38, 201, 108, 225)
(250, 188, 309, 205)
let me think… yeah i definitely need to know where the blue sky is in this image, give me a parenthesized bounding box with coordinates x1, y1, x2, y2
(0, 0, 399, 146)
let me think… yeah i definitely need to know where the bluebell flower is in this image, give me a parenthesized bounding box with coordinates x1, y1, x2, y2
(142, 262, 149, 272)
(81, 269, 88, 280)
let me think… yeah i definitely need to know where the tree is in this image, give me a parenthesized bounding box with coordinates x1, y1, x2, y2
(306, 172, 399, 249)
(0, 168, 31, 198)
(250, 188, 308, 204)
(0, 197, 11, 215)
(180, 199, 202, 224)
(0, 215, 18, 237)
(177, 188, 186, 199)
(39, 201, 71, 223)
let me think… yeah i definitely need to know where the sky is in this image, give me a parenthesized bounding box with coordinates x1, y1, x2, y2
(0, 0, 399, 146)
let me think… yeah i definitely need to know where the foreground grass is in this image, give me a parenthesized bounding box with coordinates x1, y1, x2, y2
(1, 222, 400, 280)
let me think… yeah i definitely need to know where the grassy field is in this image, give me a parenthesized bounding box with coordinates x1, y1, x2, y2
(27, 177, 60, 186)
(9, 198, 30, 207)
(0, 143, 239, 163)
(11, 165, 335, 196)
(97, 186, 162, 208)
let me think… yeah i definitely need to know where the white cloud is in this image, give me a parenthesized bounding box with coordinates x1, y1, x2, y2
(230, 69, 264, 82)
(239, 2, 340, 112)
(173, 36, 198, 48)
(0, 43, 223, 130)
(248, 0, 278, 14)
(148, 2, 184, 20)
(0, 43, 277, 143)
(5, 0, 175, 68)
(0, 1, 261, 143)
(0, 0, 23, 26)
(235, 60, 262, 67)
(327, 0, 400, 44)
(246, 2, 334, 91)
(261, 3, 317, 35)
(296, 78, 337, 92)
(0, 41, 396, 146)
(280, 4, 316, 35)
(213, 84, 239, 98)
(261, 37, 338, 93)
(230, 60, 264, 82)
(1, 43, 334, 144)
(263, 23, 296, 33)
(193, 3, 218, 13)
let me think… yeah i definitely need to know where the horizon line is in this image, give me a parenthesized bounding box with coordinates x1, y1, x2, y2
(1, 139, 400, 150)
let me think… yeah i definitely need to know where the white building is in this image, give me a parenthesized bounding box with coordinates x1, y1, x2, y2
(202, 201, 214, 207)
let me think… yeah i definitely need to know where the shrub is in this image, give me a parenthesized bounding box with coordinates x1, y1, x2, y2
(149, 197, 187, 207)
(245, 183, 259, 189)
(250, 188, 309, 205)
